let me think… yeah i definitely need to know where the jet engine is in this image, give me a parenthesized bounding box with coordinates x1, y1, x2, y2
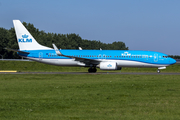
(99, 62, 122, 70)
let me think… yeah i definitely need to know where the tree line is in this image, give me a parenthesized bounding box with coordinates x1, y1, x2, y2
(0, 22, 179, 59)
(168, 55, 180, 59)
(0, 22, 128, 59)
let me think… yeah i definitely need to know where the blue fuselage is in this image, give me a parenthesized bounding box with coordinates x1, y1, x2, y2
(18, 50, 176, 67)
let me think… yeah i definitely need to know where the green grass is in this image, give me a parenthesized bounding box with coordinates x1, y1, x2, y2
(0, 61, 180, 72)
(0, 74, 180, 119)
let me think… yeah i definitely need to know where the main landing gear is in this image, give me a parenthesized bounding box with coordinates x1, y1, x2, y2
(88, 67, 97, 73)
(157, 69, 160, 73)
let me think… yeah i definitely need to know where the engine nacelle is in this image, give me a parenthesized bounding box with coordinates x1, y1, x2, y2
(100, 62, 122, 70)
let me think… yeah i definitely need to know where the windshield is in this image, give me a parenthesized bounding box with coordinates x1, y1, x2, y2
(163, 56, 168, 58)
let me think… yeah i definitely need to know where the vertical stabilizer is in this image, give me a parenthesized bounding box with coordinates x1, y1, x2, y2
(13, 20, 52, 50)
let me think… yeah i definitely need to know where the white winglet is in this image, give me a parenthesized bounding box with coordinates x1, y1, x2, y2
(52, 44, 62, 56)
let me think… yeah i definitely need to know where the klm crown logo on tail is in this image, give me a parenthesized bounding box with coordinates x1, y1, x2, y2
(18, 34, 32, 43)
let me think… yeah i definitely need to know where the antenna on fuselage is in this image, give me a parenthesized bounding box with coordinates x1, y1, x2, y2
(79, 47, 82, 50)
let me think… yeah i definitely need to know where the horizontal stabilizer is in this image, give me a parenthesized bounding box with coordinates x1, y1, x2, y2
(5, 48, 30, 54)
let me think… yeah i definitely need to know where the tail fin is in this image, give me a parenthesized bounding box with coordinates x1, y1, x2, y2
(13, 20, 52, 50)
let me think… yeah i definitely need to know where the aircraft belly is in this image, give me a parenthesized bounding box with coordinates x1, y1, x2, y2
(114, 60, 168, 67)
(56, 59, 78, 66)
(117, 60, 150, 67)
(26, 57, 78, 66)
(44, 59, 78, 66)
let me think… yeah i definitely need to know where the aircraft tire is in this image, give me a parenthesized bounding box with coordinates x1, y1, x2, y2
(157, 69, 160, 73)
(88, 68, 97, 73)
(93, 68, 97, 73)
(88, 68, 92, 73)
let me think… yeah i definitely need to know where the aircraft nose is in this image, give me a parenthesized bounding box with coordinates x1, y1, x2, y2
(171, 58, 176, 64)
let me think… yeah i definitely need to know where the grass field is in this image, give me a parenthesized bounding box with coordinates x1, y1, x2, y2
(0, 61, 180, 72)
(0, 74, 180, 120)
(0, 61, 180, 119)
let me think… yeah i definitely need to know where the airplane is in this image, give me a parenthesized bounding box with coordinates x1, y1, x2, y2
(6, 20, 176, 73)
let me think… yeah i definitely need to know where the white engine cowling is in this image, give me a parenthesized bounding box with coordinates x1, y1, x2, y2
(100, 62, 121, 70)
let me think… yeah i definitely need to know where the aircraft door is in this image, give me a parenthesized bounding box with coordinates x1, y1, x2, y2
(39, 52, 43, 60)
(154, 53, 158, 62)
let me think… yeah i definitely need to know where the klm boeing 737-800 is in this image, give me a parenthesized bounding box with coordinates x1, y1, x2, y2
(6, 20, 176, 73)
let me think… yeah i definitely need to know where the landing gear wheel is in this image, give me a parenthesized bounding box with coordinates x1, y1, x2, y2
(88, 67, 97, 73)
(88, 68, 92, 73)
(93, 68, 97, 73)
(157, 69, 160, 73)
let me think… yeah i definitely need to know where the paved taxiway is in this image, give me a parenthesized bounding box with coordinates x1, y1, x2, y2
(0, 72, 180, 75)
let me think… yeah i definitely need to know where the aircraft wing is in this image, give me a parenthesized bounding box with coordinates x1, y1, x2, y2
(52, 44, 100, 65)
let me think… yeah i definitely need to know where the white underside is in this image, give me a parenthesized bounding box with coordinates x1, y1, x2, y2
(26, 57, 168, 68)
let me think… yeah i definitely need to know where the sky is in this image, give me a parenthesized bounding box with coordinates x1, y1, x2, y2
(0, 0, 180, 55)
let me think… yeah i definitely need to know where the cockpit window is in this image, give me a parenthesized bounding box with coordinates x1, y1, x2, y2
(163, 56, 168, 58)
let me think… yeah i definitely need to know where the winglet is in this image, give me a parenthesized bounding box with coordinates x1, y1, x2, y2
(52, 44, 62, 56)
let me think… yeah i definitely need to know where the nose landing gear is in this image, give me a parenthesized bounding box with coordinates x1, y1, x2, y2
(157, 69, 160, 73)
